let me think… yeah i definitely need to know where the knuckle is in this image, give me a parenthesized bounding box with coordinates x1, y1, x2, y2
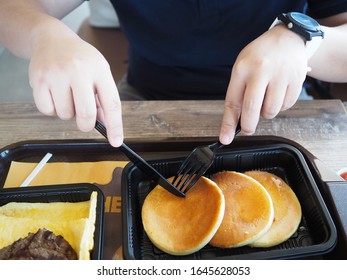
(30, 69, 50, 87)
(234, 56, 271, 75)
(104, 98, 122, 113)
(243, 99, 259, 112)
(77, 107, 97, 120)
(224, 100, 240, 111)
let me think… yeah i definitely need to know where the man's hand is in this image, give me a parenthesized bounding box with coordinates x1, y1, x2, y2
(219, 25, 308, 144)
(29, 29, 123, 147)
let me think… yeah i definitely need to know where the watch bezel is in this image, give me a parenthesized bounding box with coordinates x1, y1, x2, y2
(286, 12, 321, 32)
(278, 12, 324, 41)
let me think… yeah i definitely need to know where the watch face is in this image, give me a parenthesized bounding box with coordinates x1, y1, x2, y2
(288, 12, 320, 31)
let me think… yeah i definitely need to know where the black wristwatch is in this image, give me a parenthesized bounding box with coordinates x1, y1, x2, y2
(270, 12, 324, 58)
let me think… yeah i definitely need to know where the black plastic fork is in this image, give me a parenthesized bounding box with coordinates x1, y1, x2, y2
(172, 121, 242, 193)
(95, 120, 185, 197)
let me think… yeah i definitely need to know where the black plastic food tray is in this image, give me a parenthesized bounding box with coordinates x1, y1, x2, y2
(122, 143, 337, 260)
(0, 183, 104, 260)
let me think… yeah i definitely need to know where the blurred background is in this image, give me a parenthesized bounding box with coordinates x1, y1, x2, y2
(0, 2, 90, 102)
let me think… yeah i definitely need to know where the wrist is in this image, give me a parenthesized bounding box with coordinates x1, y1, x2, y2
(268, 24, 307, 58)
(270, 23, 306, 45)
(269, 12, 324, 59)
(30, 16, 78, 56)
(271, 23, 306, 44)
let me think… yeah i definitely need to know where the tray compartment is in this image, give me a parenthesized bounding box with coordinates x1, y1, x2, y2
(122, 143, 337, 260)
(0, 183, 104, 260)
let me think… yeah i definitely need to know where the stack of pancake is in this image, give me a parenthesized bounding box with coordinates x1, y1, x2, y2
(141, 170, 302, 256)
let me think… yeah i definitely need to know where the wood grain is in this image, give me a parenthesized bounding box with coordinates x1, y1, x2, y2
(0, 100, 346, 172)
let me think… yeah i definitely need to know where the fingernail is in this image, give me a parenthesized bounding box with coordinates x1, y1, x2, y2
(220, 134, 233, 145)
(109, 135, 123, 147)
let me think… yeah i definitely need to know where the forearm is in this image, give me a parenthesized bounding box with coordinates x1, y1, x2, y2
(309, 23, 347, 83)
(0, 0, 83, 59)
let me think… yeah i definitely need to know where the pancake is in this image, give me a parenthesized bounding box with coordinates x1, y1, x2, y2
(245, 170, 302, 247)
(141, 176, 225, 255)
(209, 171, 274, 248)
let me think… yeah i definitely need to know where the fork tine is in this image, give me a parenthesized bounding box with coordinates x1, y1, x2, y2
(172, 153, 199, 184)
(173, 120, 241, 194)
(180, 175, 199, 193)
(173, 145, 216, 192)
(174, 164, 205, 193)
(173, 160, 201, 187)
(181, 163, 212, 193)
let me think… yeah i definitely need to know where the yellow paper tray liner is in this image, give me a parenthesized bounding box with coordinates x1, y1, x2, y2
(3, 161, 128, 188)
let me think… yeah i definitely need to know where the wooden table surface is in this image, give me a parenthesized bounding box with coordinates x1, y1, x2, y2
(0, 99, 346, 173)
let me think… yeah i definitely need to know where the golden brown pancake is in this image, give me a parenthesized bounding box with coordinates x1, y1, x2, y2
(141, 176, 225, 255)
(245, 170, 302, 247)
(210, 171, 274, 248)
